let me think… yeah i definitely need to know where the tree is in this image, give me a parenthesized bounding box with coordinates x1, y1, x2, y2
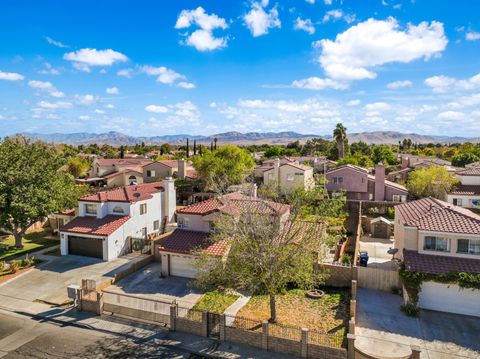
(214, 137, 218, 150)
(451, 152, 479, 167)
(264, 145, 284, 158)
(372, 145, 397, 165)
(159, 143, 172, 155)
(0, 136, 85, 248)
(195, 195, 330, 322)
(406, 166, 459, 199)
(193, 140, 197, 156)
(333, 123, 347, 159)
(186, 138, 190, 158)
(120, 145, 125, 159)
(192, 145, 255, 192)
(66, 157, 90, 178)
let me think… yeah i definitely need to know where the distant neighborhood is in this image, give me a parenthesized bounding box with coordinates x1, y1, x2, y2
(1, 123, 480, 359)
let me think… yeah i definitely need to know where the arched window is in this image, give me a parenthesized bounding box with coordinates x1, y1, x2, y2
(128, 175, 137, 185)
(112, 206, 124, 214)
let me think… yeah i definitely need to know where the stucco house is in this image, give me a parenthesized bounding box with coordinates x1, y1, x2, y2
(60, 180, 176, 261)
(143, 159, 197, 183)
(394, 197, 480, 317)
(156, 192, 290, 278)
(254, 158, 314, 191)
(446, 166, 480, 209)
(84, 158, 153, 187)
(326, 163, 408, 202)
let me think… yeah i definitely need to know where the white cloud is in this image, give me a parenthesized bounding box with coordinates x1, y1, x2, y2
(106, 87, 119, 94)
(305, 0, 315, 3)
(324, 0, 332, 4)
(94, 109, 105, 114)
(37, 100, 72, 109)
(243, 2, 281, 37)
(387, 80, 413, 89)
(315, 18, 447, 81)
(347, 99, 360, 106)
(176, 81, 196, 89)
(447, 93, 480, 109)
(78, 115, 91, 120)
(140, 65, 183, 84)
(0, 70, 24, 81)
(117, 68, 133, 78)
(424, 73, 480, 93)
(28, 80, 65, 98)
(294, 17, 315, 35)
(364, 102, 391, 111)
(291, 77, 348, 90)
(64, 48, 128, 72)
(37, 63, 61, 75)
(105, 104, 116, 109)
(75, 94, 98, 105)
(45, 36, 68, 48)
(145, 105, 169, 113)
(437, 111, 466, 121)
(466, 31, 480, 41)
(175, 7, 228, 51)
(322, 9, 355, 23)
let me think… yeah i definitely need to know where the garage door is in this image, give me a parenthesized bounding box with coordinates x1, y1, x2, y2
(169, 254, 197, 278)
(419, 281, 480, 317)
(68, 235, 104, 259)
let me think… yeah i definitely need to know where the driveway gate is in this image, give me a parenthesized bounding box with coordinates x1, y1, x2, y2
(207, 312, 221, 339)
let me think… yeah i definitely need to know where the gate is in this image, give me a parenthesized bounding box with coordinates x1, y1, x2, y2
(207, 312, 221, 339)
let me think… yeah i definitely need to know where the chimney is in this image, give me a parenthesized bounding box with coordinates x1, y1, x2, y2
(251, 183, 258, 198)
(374, 162, 385, 201)
(274, 158, 280, 182)
(401, 156, 409, 170)
(178, 158, 186, 180)
(163, 177, 176, 223)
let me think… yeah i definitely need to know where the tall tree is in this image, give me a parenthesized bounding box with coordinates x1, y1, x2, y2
(120, 145, 125, 159)
(333, 123, 347, 159)
(66, 157, 90, 178)
(214, 137, 218, 150)
(407, 166, 459, 199)
(0, 136, 85, 247)
(193, 140, 197, 156)
(186, 138, 190, 158)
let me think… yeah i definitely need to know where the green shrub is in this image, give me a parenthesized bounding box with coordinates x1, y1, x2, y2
(386, 207, 395, 219)
(0, 261, 5, 272)
(401, 302, 419, 317)
(9, 261, 19, 273)
(341, 253, 352, 265)
(21, 254, 35, 268)
(367, 207, 379, 215)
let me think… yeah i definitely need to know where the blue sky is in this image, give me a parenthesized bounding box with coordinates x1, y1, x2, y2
(0, 0, 479, 137)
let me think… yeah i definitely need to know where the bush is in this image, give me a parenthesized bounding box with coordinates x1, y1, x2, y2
(386, 207, 395, 219)
(341, 253, 352, 265)
(0, 261, 5, 272)
(367, 207, 379, 215)
(9, 261, 20, 273)
(21, 254, 35, 268)
(400, 302, 419, 317)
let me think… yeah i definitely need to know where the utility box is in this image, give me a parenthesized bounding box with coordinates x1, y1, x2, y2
(67, 284, 81, 299)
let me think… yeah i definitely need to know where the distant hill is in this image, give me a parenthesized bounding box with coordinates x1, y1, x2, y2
(23, 130, 475, 146)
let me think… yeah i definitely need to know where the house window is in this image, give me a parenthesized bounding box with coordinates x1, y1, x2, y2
(153, 220, 160, 231)
(453, 198, 463, 206)
(112, 206, 124, 214)
(178, 217, 189, 229)
(287, 174, 294, 181)
(424, 236, 449, 252)
(147, 170, 156, 177)
(457, 239, 480, 255)
(333, 176, 343, 184)
(361, 177, 365, 183)
(140, 203, 147, 215)
(85, 204, 97, 215)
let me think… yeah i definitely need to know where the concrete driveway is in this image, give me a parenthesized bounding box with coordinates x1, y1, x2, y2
(359, 235, 397, 270)
(356, 288, 480, 358)
(106, 263, 202, 308)
(0, 255, 145, 307)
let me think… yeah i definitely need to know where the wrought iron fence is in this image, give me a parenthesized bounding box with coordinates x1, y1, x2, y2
(308, 329, 344, 348)
(177, 306, 203, 322)
(268, 322, 302, 341)
(225, 314, 263, 332)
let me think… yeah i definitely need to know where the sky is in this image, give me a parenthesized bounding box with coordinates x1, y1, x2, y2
(0, 0, 480, 137)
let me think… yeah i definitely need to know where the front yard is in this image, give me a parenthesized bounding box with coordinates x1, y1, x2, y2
(192, 290, 240, 314)
(0, 229, 58, 261)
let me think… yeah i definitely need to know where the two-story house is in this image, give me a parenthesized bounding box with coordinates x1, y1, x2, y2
(143, 159, 197, 183)
(326, 163, 408, 202)
(446, 166, 480, 209)
(254, 158, 314, 191)
(60, 180, 176, 261)
(86, 158, 153, 188)
(394, 197, 480, 317)
(156, 192, 291, 278)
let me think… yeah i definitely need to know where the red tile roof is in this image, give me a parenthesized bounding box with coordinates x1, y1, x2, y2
(449, 184, 480, 196)
(456, 167, 480, 176)
(80, 182, 165, 203)
(60, 215, 130, 236)
(102, 169, 143, 180)
(404, 250, 480, 275)
(157, 229, 229, 256)
(57, 208, 76, 216)
(176, 192, 290, 217)
(96, 158, 152, 167)
(281, 162, 312, 171)
(153, 160, 179, 168)
(396, 197, 480, 234)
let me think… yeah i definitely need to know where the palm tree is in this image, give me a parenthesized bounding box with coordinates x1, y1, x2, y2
(333, 123, 347, 159)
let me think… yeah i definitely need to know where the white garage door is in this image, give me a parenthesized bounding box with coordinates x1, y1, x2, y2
(419, 281, 480, 317)
(169, 254, 198, 278)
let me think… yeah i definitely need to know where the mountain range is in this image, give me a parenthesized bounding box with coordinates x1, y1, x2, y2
(23, 131, 477, 146)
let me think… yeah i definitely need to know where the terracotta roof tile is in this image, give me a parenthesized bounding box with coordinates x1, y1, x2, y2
(157, 229, 228, 256)
(80, 182, 165, 203)
(404, 250, 480, 275)
(61, 215, 130, 236)
(96, 158, 152, 167)
(396, 197, 480, 234)
(449, 184, 480, 196)
(456, 167, 480, 176)
(102, 169, 144, 180)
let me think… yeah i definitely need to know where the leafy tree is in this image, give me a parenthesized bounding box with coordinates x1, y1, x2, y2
(66, 157, 90, 178)
(0, 136, 85, 248)
(159, 143, 172, 155)
(350, 141, 371, 156)
(451, 152, 479, 167)
(264, 145, 284, 158)
(372, 145, 397, 165)
(407, 166, 459, 199)
(333, 123, 347, 159)
(301, 138, 333, 156)
(192, 145, 255, 192)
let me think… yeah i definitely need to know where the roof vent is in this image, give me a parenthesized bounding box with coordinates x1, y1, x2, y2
(133, 192, 141, 198)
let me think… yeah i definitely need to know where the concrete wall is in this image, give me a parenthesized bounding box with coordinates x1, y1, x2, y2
(458, 175, 480, 185)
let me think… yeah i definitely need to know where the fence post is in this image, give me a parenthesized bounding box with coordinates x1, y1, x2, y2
(301, 328, 309, 358)
(202, 312, 209, 337)
(349, 319, 355, 335)
(351, 279, 357, 300)
(347, 334, 355, 359)
(410, 345, 421, 359)
(96, 291, 103, 315)
(219, 314, 226, 341)
(169, 304, 177, 331)
(261, 321, 269, 351)
(350, 299, 356, 318)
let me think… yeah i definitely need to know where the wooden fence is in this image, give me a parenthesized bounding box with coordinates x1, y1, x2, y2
(356, 266, 400, 292)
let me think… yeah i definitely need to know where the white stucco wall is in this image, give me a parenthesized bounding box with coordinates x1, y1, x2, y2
(446, 194, 480, 209)
(457, 175, 480, 186)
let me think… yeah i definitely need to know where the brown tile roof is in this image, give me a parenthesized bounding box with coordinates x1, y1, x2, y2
(61, 215, 130, 236)
(449, 184, 480, 196)
(456, 167, 480, 176)
(80, 182, 165, 203)
(157, 229, 229, 256)
(57, 208, 76, 216)
(102, 169, 144, 180)
(176, 192, 290, 217)
(281, 162, 312, 171)
(404, 250, 480, 275)
(154, 160, 179, 168)
(96, 158, 152, 167)
(367, 174, 408, 192)
(396, 197, 480, 234)
(327, 164, 369, 175)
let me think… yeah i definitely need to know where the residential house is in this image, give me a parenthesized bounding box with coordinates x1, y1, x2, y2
(326, 163, 408, 202)
(85, 158, 153, 187)
(143, 159, 197, 183)
(156, 192, 291, 278)
(254, 158, 314, 190)
(48, 208, 76, 234)
(446, 166, 480, 209)
(394, 197, 480, 317)
(60, 180, 176, 261)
